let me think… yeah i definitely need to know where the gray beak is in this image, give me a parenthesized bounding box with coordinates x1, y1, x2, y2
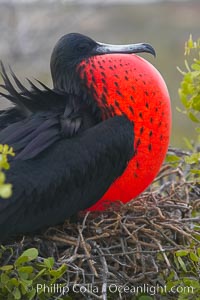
(94, 41, 156, 57)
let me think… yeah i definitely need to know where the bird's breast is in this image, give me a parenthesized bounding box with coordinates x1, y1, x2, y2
(77, 54, 171, 209)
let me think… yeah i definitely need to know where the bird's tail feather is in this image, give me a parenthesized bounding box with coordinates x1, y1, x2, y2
(0, 61, 66, 115)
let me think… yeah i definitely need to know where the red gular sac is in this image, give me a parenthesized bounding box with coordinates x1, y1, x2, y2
(78, 53, 171, 210)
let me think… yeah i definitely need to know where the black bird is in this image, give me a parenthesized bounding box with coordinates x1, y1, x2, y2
(0, 33, 157, 240)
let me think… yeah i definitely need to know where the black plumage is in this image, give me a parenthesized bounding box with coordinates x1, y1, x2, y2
(0, 33, 137, 240)
(0, 114, 134, 239)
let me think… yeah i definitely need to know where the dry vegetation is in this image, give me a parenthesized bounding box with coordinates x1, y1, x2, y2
(1, 147, 199, 299)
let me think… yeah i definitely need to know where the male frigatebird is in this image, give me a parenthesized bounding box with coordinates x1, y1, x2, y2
(0, 33, 171, 239)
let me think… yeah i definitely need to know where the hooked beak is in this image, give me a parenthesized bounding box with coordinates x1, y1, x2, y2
(94, 41, 156, 57)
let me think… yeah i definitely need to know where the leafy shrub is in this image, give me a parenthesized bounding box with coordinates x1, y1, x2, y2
(0, 247, 68, 300)
(178, 35, 200, 125)
(0, 144, 15, 198)
(165, 246, 200, 300)
(167, 36, 200, 180)
(164, 36, 200, 300)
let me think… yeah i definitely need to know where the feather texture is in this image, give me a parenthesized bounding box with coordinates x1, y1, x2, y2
(0, 64, 97, 159)
(0, 116, 134, 239)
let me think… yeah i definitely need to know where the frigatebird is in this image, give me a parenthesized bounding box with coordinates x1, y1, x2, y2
(0, 33, 171, 239)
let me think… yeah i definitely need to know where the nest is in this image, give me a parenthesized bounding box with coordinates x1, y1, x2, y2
(1, 148, 200, 300)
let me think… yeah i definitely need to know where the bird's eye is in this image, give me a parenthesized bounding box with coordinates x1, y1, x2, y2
(76, 43, 89, 52)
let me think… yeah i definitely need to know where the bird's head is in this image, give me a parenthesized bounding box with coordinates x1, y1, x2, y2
(50, 33, 155, 92)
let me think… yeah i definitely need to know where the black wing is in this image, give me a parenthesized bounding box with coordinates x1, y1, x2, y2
(0, 64, 97, 159)
(0, 116, 134, 240)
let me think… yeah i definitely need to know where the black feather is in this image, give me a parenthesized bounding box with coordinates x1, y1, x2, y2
(0, 64, 98, 159)
(0, 116, 134, 239)
(0, 53, 134, 240)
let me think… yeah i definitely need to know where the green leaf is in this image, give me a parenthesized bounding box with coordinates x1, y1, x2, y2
(13, 287, 21, 300)
(0, 273, 9, 284)
(15, 256, 29, 267)
(176, 250, 189, 257)
(183, 278, 200, 289)
(9, 278, 19, 287)
(18, 272, 29, 281)
(183, 137, 194, 151)
(0, 265, 13, 271)
(166, 280, 180, 292)
(174, 255, 180, 270)
(0, 184, 12, 198)
(43, 257, 54, 269)
(49, 264, 67, 281)
(190, 169, 200, 175)
(191, 63, 200, 71)
(138, 296, 154, 300)
(187, 34, 194, 50)
(27, 288, 36, 300)
(195, 127, 200, 133)
(19, 248, 38, 262)
(185, 153, 200, 164)
(189, 252, 199, 262)
(166, 155, 180, 163)
(19, 279, 33, 293)
(18, 266, 33, 274)
(191, 96, 200, 111)
(179, 92, 188, 108)
(177, 256, 187, 272)
(188, 112, 200, 123)
(0, 172, 5, 184)
(32, 268, 46, 281)
(167, 270, 176, 281)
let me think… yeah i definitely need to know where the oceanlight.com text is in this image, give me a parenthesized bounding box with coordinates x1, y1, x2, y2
(36, 283, 194, 296)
